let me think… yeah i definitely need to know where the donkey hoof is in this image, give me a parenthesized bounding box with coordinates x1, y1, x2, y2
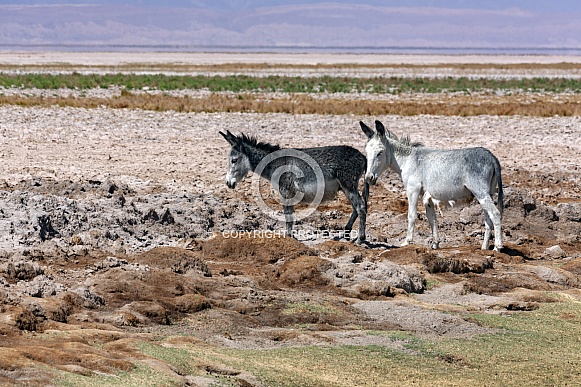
(430, 243, 440, 249)
(493, 245, 503, 252)
(400, 241, 410, 247)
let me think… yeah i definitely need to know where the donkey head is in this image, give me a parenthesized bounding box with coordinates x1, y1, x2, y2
(219, 130, 251, 189)
(360, 120, 389, 185)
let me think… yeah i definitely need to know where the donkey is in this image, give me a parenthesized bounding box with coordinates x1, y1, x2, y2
(360, 120, 504, 251)
(220, 130, 369, 243)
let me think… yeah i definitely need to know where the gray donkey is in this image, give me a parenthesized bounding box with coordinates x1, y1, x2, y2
(360, 120, 503, 251)
(220, 130, 369, 243)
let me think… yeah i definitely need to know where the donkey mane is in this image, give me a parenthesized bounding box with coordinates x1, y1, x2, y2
(385, 129, 423, 156)
(237, 132, 281, 152)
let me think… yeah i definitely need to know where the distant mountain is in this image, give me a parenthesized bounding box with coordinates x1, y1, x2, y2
(1, 2, 580, 50)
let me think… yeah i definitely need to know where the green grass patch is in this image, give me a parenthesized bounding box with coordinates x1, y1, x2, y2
(58, 298, 581, 386)
(53, 297, 581, 386)
(282, 302, 341, 316)
(3, 72, 581, 93)
(138, 297, 581, 387)
(425, 278, 447, 290)
(55, 362, 182, 387)
(3, 72, 581, 116)
(138, 342, 195, 376)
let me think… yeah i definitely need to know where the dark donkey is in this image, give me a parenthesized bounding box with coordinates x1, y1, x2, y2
(220, 130, 369, 243)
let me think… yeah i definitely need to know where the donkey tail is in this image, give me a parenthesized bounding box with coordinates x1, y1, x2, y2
(494, 156, 504, 218)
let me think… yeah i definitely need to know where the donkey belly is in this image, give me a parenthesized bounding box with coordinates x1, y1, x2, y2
(298, 179, 339, 204)
(422, 182, 474, 208)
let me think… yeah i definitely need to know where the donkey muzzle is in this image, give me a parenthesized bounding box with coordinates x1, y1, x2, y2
(365, 173, 378, 185)
(226, 179, 237, 189)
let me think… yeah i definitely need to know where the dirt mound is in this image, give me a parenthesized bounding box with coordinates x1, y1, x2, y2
(278, 255, 334, 288)
(0, 328, 138, 383)
(133, 246, 210, 276)
(562, 258, 581, 275)
(203, 233, 317, 264)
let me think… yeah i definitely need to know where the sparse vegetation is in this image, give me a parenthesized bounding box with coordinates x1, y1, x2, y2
(212, 300, 580, 386)
(56, 362, 181, 387)
(2, 71, 581, 115)
(57, 297, 579, 386)
(51, 298, 581, 386)
(2, 91, 581, 116)
(282, 302, 341, 316)
(2, 72, 581, 93)
(4, 61, 581, 73)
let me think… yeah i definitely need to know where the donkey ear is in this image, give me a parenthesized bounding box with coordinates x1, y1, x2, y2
(375, 120, 386, 138)
(359, 121, 375, 139)
(219, 131, 238, 146)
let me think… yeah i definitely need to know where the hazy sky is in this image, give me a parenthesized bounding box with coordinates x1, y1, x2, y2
(2, 1, 580, 11)
(1, 1, 580, 52)
(1, 1, 580, 11)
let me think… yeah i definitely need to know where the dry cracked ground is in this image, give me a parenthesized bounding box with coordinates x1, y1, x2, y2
(0, 53, 580, 386)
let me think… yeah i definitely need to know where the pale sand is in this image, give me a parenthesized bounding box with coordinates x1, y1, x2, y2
(2, 51, 581, 66)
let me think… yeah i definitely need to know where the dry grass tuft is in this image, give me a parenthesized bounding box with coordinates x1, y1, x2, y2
(2, 92, 581, 116)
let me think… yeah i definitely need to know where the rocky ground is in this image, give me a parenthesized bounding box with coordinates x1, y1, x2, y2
(0, 53, 580, 385)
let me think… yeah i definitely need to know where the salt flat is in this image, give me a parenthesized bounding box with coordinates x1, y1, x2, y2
(2, 51, 581, 66)
(4, 51, 581, 79)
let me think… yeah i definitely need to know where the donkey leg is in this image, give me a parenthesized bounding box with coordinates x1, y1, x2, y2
(344, 188, 367, 244)
(339, 179, 366, 243)
(477, 196, 502, 251)
(491, 207, 503, 251)
(424, 200, 440, 249)
(357, 199, 367, 244)
(482, 211, 493, 250)
(344, 207, 358, 235)
(283, 205, 294, 237)
(403, 188, 421, 247)
(343, 189, 366, 243)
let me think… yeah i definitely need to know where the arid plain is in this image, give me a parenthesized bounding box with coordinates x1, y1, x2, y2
(0, 52, 580, 386)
